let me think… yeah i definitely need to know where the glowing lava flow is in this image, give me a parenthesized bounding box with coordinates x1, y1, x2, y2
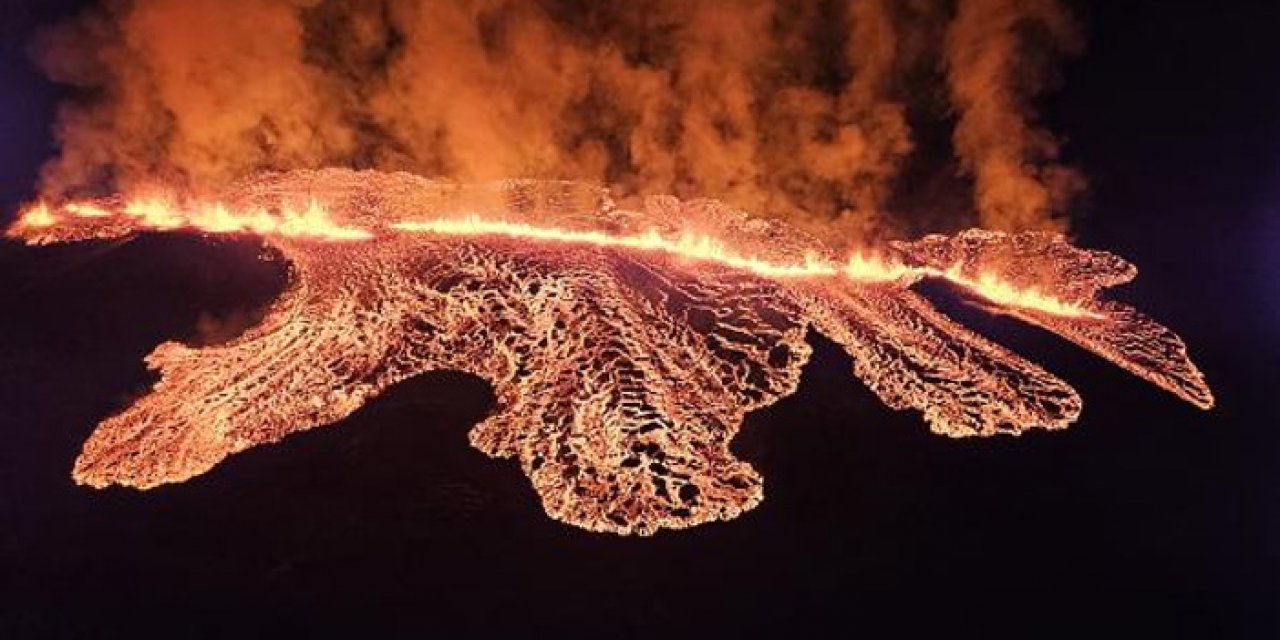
(6, 170, 1212, 535)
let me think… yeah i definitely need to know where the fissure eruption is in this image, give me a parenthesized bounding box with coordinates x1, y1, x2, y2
(7, 169, 1212, 535)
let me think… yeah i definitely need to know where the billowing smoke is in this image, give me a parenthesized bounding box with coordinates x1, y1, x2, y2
(943, 0, 1083, 231)
(32, 0, 1084, 241)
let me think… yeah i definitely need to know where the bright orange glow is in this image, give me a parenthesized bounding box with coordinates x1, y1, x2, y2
(12, 195, 1100, 317)
(22, 196, 372, 241)
(844, 252, 917, 282)
(393, 216, 843, 279)
(123, 197, 184, 229)
(939, 265, 1101, 319)
(15, 202, 56, 228)
(277, 200, 373, 240)
(391, 216, 1096, 317)
(65, 202, 112, 218)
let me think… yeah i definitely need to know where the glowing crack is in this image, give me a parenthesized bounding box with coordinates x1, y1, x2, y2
(7, 169, 1213, 535)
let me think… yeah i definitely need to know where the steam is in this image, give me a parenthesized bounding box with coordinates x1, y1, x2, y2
(32, 0, 1084, 239)
(943, 0, 1084, 232)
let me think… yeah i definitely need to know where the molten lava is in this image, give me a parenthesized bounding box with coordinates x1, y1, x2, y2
(6, 169, 1213, 535)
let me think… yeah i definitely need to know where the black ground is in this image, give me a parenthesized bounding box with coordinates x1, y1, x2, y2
(1, 1, 1277, 637)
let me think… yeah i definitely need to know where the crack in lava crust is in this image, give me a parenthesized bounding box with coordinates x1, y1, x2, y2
(8, 170, 1213, 535)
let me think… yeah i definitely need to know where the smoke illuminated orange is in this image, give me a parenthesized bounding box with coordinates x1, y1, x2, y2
(5, 170, 1212, 535)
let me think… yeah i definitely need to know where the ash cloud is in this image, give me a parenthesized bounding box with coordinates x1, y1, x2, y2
(32, 0, 1085, 240)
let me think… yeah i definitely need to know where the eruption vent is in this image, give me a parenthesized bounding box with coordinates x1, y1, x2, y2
(7, 170, 1212, 535)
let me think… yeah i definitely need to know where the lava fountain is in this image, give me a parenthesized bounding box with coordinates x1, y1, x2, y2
(6, 169, 1213, 535)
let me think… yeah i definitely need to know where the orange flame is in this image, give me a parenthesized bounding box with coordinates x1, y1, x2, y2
(392, 216, 843, 279)
(938, 265, 1100, 319)
(391, 216, 1097, 318)
(844, 252, 918, 282)
(65, 202, 112, 218)
(16, 197, 372, 241)
(124, 197, 186, 229)
(10, 196, 1100, 318)
(15, 202, 56, 229)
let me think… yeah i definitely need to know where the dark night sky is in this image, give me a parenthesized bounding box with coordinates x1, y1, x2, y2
(1, 1, 1278, 637)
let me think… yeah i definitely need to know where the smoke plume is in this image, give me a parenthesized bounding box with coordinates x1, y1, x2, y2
(943, 0, 1084, 232)
(31, 0, 1085, 240)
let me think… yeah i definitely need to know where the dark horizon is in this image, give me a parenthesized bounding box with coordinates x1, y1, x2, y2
(2, 0, 1278, 637)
